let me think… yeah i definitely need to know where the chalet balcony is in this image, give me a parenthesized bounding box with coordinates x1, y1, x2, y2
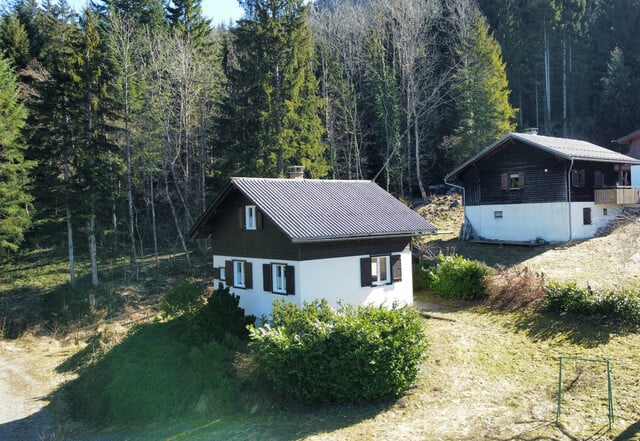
(594, 186, 640, 205)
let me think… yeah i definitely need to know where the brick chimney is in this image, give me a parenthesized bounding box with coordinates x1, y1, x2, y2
(287, 165, 305, 179)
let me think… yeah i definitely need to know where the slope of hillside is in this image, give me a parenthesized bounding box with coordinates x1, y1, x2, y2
(419, 197, 640, 289)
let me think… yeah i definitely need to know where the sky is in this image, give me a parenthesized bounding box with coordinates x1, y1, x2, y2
(63, 0, 245, 26)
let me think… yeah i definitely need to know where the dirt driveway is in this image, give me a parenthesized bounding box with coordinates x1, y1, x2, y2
(0, 337, 75, 440)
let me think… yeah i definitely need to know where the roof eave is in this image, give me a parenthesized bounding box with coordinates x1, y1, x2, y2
(290, 230, 435, 244)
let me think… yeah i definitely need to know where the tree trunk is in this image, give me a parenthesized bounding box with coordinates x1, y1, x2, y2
(88, 216, 99, 290)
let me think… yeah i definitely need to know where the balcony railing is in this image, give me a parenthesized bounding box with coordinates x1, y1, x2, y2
(594, 186, 640, 205)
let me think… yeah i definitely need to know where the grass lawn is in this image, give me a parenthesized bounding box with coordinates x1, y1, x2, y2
(60, 299, 640, 441)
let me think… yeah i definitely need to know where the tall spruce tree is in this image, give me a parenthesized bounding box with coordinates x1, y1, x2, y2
(219, 0, 328, 178)
(0, 55, 33, 252)
(448, 11, 516, 163)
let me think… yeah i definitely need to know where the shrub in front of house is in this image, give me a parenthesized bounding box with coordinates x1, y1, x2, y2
(429, 253, 493, 300)
(160, 282, 204, 318)
(248, 300, 428, 404)
(190, 285, 256, 346)
(543, 281, 640, 322)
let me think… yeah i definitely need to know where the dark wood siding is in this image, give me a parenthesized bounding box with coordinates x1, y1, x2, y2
(299, 237, 410, 261)
(211, 190, 299, 260)
(462, 141, 567, 206)
(570, 161, 620, 202)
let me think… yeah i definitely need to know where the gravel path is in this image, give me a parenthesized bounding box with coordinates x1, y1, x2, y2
(0, 339, 66, 440)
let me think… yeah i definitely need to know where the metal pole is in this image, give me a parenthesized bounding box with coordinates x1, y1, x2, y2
(607, 360, 614, 430)
(556, 356, 564, 422)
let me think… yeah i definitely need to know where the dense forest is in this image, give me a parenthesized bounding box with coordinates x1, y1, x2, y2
(1, 0, 639, 286)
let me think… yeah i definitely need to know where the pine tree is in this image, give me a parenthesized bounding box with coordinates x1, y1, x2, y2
(166, 0, 211, 45)
(0, 55, 33, 252)
(219, 0, 328, 178)
(0, 13, 31, 68)
(448, 12, 516, 163)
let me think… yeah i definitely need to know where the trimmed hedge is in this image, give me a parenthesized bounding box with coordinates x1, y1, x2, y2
(543, 281, 640, 322)
(429, 253, 493, 300)
(248, 300, 428, 404)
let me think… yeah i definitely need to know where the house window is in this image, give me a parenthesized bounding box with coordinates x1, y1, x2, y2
(603, 208, 608, 216)
(234, 260, 246, 287)
(263, 263, 295, 295)
(371, 256, 390, 286)
(273, 264, 287, 294)
(572, 169, 586, 187)
(219, 266, 226, 281)
(494, 211, 503, 218)
(245, 205, 257, 230)
(501, 172, 525, 190)
(225, 260, 253, 289)
(583, 207, 592, 225)
(594, 170, 605, 188)
(360, 255, 402, 287)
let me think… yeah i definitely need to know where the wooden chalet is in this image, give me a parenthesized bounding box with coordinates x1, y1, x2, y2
(445, 132, 640, 242)
(189, 174, 435, 319)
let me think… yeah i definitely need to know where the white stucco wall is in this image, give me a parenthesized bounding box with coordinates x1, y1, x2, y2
(465, 202, 623, 242)
(212, 248, 413, 319)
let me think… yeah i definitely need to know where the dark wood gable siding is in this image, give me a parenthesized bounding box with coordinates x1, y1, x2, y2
(210, 189, 299, 260)
(462, 141, 567, 206)
(570, 160, 620, 202)
(207, 188, 412, 262)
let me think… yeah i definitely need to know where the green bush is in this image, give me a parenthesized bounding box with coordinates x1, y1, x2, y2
(249, 300, 428, 404)
(544, 281, 640, 322)
(429, 253, 493, 300)
(160, 282, 203, 318)
(187, 285, 256, 347)
(412, 263, 433, 291)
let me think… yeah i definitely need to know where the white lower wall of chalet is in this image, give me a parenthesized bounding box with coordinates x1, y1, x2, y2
(465, 202, 624, 242)
(212, 249, 413, 320)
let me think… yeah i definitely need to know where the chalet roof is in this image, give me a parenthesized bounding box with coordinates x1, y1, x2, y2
(446, 132, 640, 181)
(189, 177, 436, 243)
(617, 129, 640, 145)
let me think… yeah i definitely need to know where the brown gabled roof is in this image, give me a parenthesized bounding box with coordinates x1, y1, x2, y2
(617, 129, 640, 145)
(446, 132, 640, 181)
(189, 178, 436, 242)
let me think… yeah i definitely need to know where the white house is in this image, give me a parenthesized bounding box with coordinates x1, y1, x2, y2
(445, 132, 640, 243)
(188, 174, 435, 319)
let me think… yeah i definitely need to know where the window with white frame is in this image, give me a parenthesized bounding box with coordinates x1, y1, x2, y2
(371, 255, 390, 286)
(245, 205, 257, 230)
(233, 260, 245, 288)
(272, 264, 287, 294)
(219, 266, 226, 281)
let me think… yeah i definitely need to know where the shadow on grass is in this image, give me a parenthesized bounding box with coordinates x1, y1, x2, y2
(504, 312, 636, 347)
(424, 238, 570, 268)
(49, 318, 392, 441)
(614, 421, 640, 441)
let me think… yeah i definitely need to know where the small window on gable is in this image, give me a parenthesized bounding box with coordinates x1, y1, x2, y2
(572, 169, 586, 187)
(501, 172, 525, 190)
(245, 205, 256, 230)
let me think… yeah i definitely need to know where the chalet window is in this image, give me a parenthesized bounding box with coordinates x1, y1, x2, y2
(583, 207, 592, 225)
(494, 211, 503, 218)
(225, 260, 253, 289)
(501, 172, 525, 190)
(245, 205, 257, 230)
(263, 263, 295, 295)
(594, 170, 605, 188)
(360, 255, 402, 287)
(219, 266, 226, 281)
(571, 169, 586, 187)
